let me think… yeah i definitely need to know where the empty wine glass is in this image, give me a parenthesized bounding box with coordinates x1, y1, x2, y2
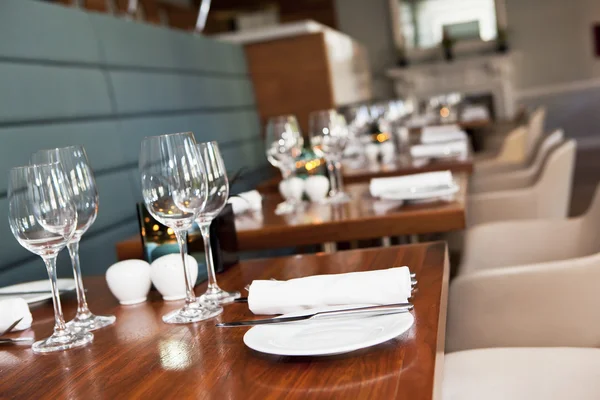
(195, 142, 240, 305)
(309, 109, 350, 203)
(8, 163, 93, 353)
(32, 146, 116, 332)
(139, 132, 222, 324)
(265, 115, 304, 215)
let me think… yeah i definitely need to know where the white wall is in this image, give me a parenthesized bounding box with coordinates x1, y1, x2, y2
(506, 0, 600, 91)
(334, 0, 397, 99)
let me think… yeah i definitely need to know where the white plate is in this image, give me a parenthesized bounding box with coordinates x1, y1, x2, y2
(243, 305, 415, 356)
(378, 182, 459, 201)
(0, 279, 76, 304)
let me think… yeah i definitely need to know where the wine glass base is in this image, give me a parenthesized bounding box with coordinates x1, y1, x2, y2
(162, 303, 223, 324)
(275, 200, 305, 215)
(325, 192, 351, 204)
(198, 289, 241, 305)
(32, 330, 93, 354)
(66, 313, 116, 332)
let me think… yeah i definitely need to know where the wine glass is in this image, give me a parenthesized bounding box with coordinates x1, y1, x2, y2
(31, 146, 116, 332)
(139, 132, 222, 324)
(309, 109, 350, 203)
(265, 115, 305, 214)
(195, 142, 240, 305)
(8, 163, 93, 353)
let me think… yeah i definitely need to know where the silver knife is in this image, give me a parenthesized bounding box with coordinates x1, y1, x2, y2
(0, 338, 34, 344)
(216, 303, 414, 327)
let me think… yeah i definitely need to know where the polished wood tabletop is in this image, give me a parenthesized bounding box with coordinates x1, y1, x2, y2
(0, 243, 449, 400)
(257, 155, 473, 194)
(116, 173, 467, 257)
(234, 173, 467, 251)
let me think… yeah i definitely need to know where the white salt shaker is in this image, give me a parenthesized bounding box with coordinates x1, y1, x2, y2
(106, 260, 152, 305)
(150, 254, 199, 301)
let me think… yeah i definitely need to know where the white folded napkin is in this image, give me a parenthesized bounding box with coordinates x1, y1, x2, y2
(0, 298, 33, 332)
(228, 190, 262, 214)
(369, 171, 453, 197)
(410, 140, 468, 159)
(461, 105, 489, 122)
(421, 125, 467, 144)
(248, 267, 412, 315)
(406, 113, 437, 128)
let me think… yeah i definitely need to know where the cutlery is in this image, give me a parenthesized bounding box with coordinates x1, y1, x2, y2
(0, 338, 34, 344)
(0, 318, 23, 337)
(216, 303, 414, 327)
(0, 289, 77, 297)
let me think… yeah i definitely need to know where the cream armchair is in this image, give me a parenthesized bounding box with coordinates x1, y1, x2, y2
(460, 183, 600, 276)
(467, 140, 576, 227)
(447, 252, 600, 352)
(470, 129, 563, 193)
(474, 107, 546, 174)
(445, 254, 600, 399)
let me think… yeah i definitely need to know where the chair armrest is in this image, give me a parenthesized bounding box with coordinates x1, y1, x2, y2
(460, 218, 581, 275)
(467, 188, 537, 226)
(447, 253, 600, 352)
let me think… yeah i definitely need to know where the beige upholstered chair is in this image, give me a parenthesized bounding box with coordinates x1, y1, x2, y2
(474, 107, 547, 174)
(467, 139, 576, 227)
(445, 253, 600, 399)
(470, 129, 564, 193)
(474, 126, 526, 172)
(443, 347, 600, 400)
(460, 183, 600, 276)
(447, 252, 600, 352)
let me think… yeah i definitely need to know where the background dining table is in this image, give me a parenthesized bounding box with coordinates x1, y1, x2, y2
(0, 242, 449, 400)
(116, 173, 467, 258)
(256, 154, 473, 193)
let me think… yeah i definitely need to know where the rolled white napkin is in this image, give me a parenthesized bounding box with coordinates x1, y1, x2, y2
(248, 267, 412, 315)
(410, 141, 468, 159)
(461, 105, 489, 122)
(228, 190, 262, 214)
(369, 171, 453, 197)
(421, 125, 467, 144)
(0, 298, 32, 332)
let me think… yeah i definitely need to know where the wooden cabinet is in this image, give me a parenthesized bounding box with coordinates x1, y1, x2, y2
(220, 21, 372, 133)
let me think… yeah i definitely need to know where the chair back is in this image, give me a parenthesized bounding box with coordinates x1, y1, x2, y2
(495, 126, 527, 164)
(532, 139, 576, 218)
(525, 106, 547, 161)
(575, 184, 600, 255)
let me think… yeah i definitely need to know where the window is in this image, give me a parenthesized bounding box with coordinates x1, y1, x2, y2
(399, 0, 498, 49)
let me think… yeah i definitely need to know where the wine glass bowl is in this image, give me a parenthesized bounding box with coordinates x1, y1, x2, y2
(8, 163, 93, 353)
(139, 132, 222, 324)
(32, 145, 116, 332)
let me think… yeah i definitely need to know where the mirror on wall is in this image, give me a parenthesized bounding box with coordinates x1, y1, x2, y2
(397, 0, 501, 50)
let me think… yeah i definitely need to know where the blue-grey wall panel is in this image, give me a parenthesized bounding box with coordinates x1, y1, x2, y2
(92, 170, 138, 234)
(0, 0, 101, 64)
(0, 120, 126, 193)
(0, 63, 112, 123)
(89, 13, 247, 75)
(117, 110, 261, 164)
(109, 71, 254, 114)
(221, 140, 268, 174)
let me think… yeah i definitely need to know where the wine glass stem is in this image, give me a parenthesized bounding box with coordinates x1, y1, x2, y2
(67, 240, 90, 317)
(174, 230, 196, 307)
(199, 223, 219, 293)
(326, 159, 338, 196)
(42, 256, 68, 335)
(334, 159, 344, 193)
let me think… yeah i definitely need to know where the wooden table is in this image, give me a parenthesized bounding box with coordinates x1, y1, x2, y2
(257, 155, 473, 194)
(117, 173, 467, 257)
(0, 243, 449, 400)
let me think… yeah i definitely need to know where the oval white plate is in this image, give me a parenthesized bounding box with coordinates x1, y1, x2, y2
(0, 279, 76, 304)
(379, 182, 459, 201)
(243, 305, 415, 356)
